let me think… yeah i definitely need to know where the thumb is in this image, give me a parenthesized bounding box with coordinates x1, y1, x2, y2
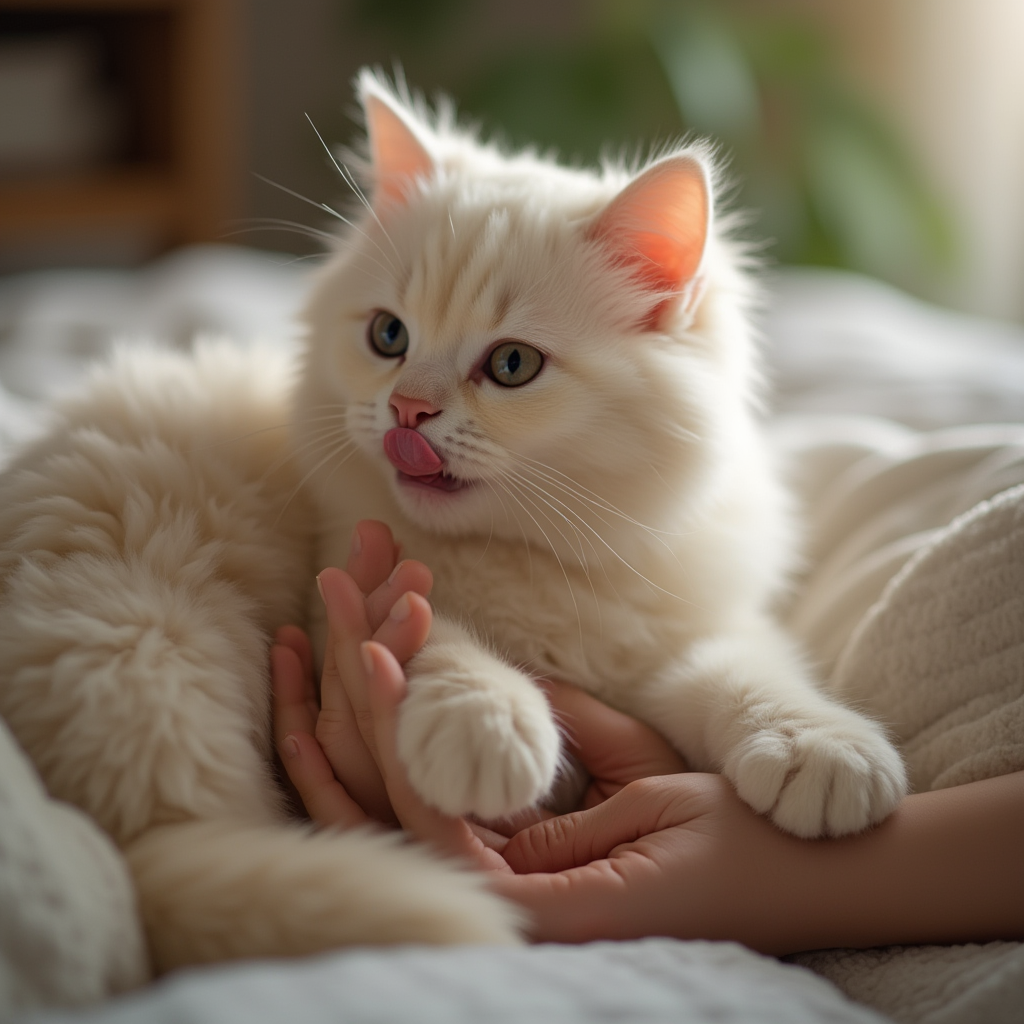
(502, 777, 685, 874)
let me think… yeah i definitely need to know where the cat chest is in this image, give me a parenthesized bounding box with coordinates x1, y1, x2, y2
(424, 548, 694, 702)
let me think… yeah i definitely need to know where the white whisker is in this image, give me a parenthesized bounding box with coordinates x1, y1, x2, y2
(492, 476, 584, 650)
(502, 464, 688, 604)
(304, 114, 407, 271)
(253, 172, 398, 275)
(273, 436, 358, 528)
(483, 478, 533, 587)
(502, 470, 604, 631)
(508, 450, 683, 539)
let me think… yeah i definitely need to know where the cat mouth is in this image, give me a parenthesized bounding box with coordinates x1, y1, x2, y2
(397, 469, 472, 493)
(384, 427, 473, 495)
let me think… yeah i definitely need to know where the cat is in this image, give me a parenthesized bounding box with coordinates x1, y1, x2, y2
(0, 70, 906, 974)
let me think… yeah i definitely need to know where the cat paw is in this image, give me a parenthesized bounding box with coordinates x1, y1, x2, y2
(723, 709, 907, 838)
(396, 664, 560, 820)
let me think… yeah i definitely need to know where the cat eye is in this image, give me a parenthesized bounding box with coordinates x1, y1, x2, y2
(486, 342, 543, 387)
(368, 311, 409, 358)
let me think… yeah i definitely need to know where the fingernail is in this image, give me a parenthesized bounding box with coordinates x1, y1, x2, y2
(360, 641, 375, 676)
(350, 527, 362, 560)
(316, 573, 325, 605)
(389, 592, 412, 622)
(283, 735, 300, 759)
(387, 560, 405, 585)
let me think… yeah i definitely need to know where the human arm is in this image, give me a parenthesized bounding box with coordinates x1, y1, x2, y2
(272, 530, 1024, 955)
(495, 768, 1024, 953)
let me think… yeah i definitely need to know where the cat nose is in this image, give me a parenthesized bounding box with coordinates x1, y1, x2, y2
(389, 392, 440, 429)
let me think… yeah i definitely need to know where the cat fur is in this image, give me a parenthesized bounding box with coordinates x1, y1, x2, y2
(0, 71, 905, 972)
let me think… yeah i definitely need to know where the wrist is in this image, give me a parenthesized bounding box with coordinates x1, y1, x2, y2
(785, 772, 1024, 952)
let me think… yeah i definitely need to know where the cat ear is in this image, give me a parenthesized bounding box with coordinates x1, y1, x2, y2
(358, 73, 434, 207)
(589, 154, 712, 330)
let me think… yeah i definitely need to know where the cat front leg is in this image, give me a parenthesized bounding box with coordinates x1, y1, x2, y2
(397, 616, 561, 819)
(636, 619, 907, 838)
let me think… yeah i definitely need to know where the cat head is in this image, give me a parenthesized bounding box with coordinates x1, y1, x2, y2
(298, 70, 759, 558)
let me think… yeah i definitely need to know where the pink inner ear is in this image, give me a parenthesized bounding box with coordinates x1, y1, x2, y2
(590, 156, 711, 327)
(364, 94, 434, 206)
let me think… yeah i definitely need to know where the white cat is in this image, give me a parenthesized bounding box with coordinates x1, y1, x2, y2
(0, 71, 905, 973)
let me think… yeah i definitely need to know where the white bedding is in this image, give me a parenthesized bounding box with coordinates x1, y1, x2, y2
(3, 250, 1024, 1024)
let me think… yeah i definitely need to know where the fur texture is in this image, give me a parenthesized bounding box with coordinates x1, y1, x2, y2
(0, 72, 905, 970)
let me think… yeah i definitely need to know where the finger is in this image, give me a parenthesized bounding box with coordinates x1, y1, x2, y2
(274, 626, 316, 708)
(346, 520, 399, 595)
(363, 560, 433, 633)
(489, 862, 632, 943)
(370, 590, 433, 666)
(279, 729, 370, 830)
(273, 642, 374, 827)
(271, 643, 317, 744)
(360, 640, 487, 862)
(476, 805, 557, 838)
(501, 777, 693, 874)
(466, 820, 511, 854)
(317, 567, 374, 721)
(542, 679, 687, 787)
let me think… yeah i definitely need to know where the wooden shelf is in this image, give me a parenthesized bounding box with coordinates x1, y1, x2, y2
(0, 170, 177, 238)
(0, 0, 242, 267)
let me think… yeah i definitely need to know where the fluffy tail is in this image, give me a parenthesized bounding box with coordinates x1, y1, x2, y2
(124, 818, 523, 972)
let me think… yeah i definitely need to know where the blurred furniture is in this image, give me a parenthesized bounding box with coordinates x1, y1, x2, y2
(0, 0, 242, 271)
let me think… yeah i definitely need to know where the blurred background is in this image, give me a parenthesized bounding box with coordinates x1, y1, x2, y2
(1, 0, 1022, 324)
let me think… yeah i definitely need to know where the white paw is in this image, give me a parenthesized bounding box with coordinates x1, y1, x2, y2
(396, 664, 560, 819)
(723, 709, 907, 838)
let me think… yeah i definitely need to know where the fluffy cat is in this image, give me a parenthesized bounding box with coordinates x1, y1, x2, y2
(0, 71, 906, 972)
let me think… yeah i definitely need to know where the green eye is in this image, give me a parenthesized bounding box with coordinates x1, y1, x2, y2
(487, 342, 543, 387)
(369, 311, 409, 358)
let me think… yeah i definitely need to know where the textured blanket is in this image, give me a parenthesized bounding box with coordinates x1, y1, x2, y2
(2, 256, 1023, 1023)
(779, 416, 1024, 1023)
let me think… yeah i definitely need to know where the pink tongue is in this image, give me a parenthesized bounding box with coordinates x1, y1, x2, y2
(383, 427, 444, 476)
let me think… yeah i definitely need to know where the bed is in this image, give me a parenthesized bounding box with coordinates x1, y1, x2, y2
(1, 247, 1022, 1024)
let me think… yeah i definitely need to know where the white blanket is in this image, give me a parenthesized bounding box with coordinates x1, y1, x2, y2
(3, 253, 1024, 1024)
(776, 417, 1024, 1024)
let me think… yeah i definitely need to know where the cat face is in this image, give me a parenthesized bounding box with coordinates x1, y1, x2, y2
(298, 72, 755, 559)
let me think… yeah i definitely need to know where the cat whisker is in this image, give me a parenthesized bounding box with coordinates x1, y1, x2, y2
(482, 479, 533, 587)
(504, 465, 688, 605)
(507, 458, 663, 572)
(501, 467, 594, 571)
(223, 218, 335, 245)
(269, 252, 329, 268)
(303, 114, 405, 270)
(506, 451, 684, 540)
(186, 421, 292, 453)
(507, 456, 692, 579)
(492, 476, 585, 651)
(311, 233, 397, 283)
(503, 469, 608, 619)
(273, 436, 358, 529)
(294, 413, 354, 428)
(502, 470, 604, 632)
(473, 487, 497, 570)
(253, 172, 399, 276)
(259, 423, 354, 489)
(291, 426, 357, 459)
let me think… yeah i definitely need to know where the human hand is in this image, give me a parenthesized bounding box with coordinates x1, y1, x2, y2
(272, 520, 685, 831)
(277, 607, 834, 955)
(272, 519, 433, 826)
(494, 772, 826, 952)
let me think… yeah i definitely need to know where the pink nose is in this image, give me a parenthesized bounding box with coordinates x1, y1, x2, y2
(389, 392, 440, 428)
